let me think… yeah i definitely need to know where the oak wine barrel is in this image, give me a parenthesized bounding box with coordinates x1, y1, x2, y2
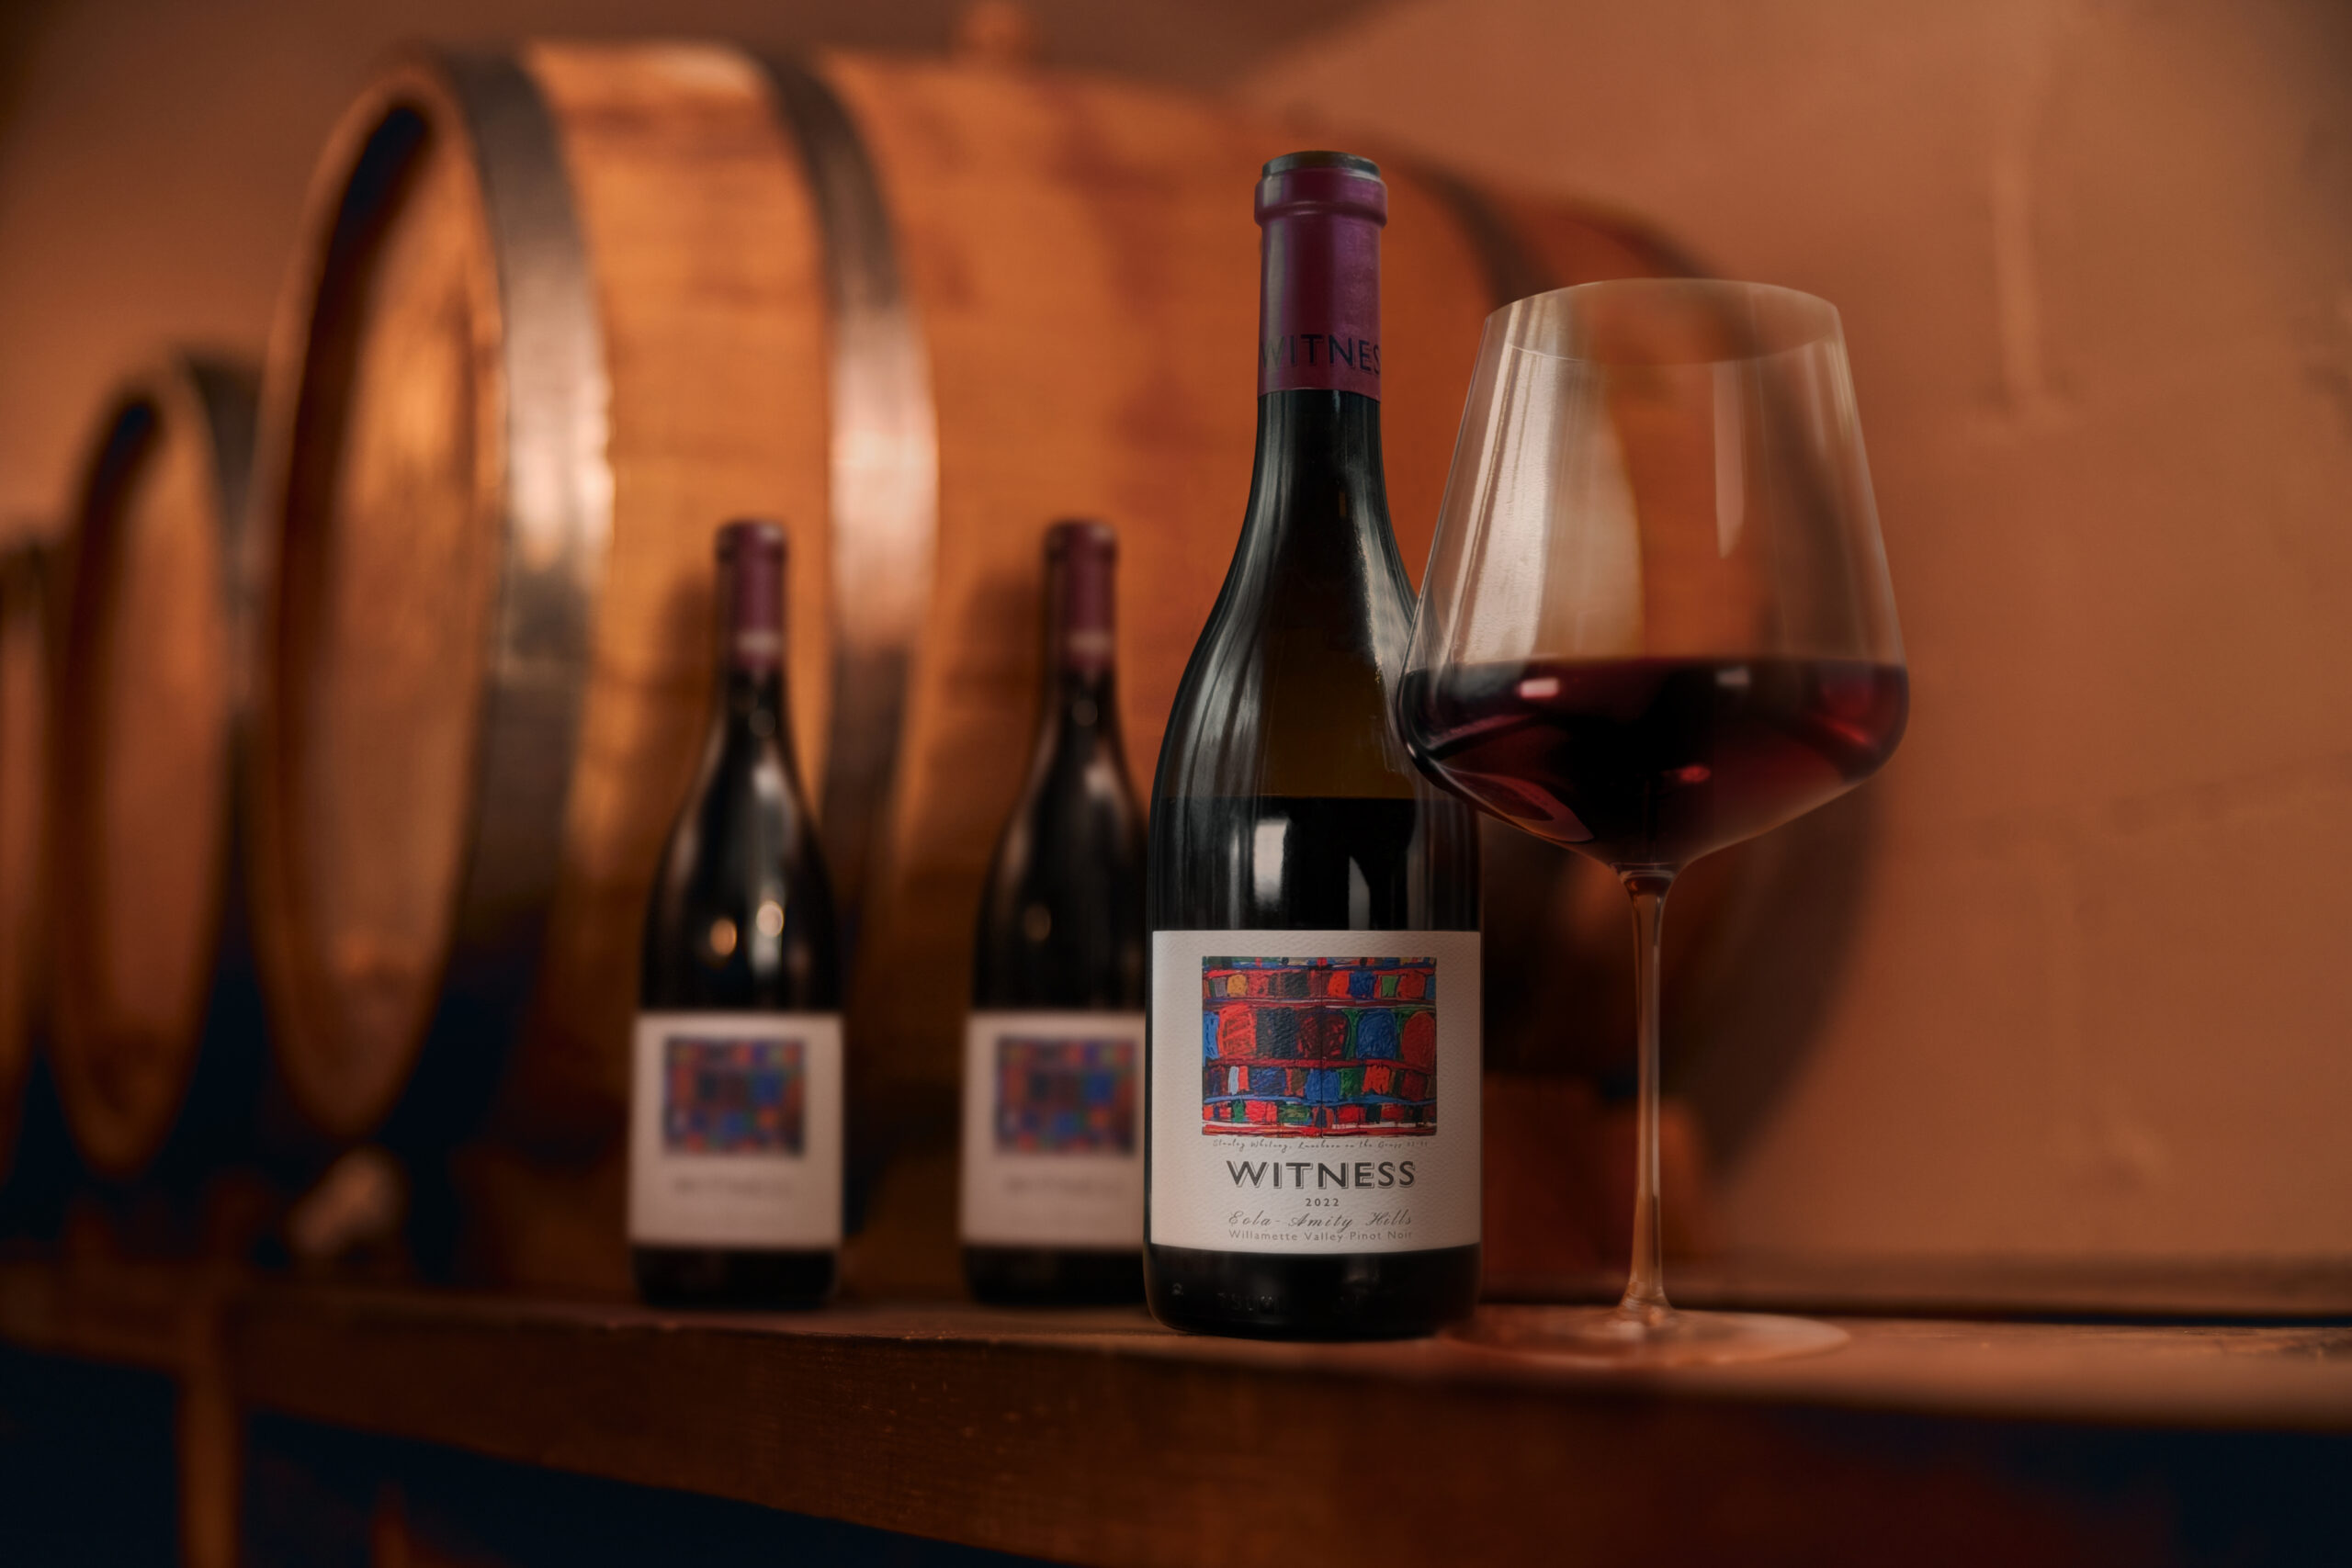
(249, 45, 835, 1168)
(48, 355, 269, 1185)
(252, 41, 1759, 1285)
(0, 542, 53, 1190)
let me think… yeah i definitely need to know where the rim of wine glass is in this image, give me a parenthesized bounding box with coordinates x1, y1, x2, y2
(1487, 277, 1846, 367)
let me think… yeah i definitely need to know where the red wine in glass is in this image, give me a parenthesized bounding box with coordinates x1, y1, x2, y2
(1398, 656, 1909, 871)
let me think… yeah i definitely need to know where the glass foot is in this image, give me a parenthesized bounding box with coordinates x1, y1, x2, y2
(1447, 1303, 1849, 1368)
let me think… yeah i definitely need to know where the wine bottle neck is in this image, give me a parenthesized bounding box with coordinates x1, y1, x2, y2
(1035, 520, 1120, 750)
(1255, 160, 1385, 401)
(1238, 389, 1392, 557)
(1028, 588, 1122, 779)
(1241, 152, 1393, 566)
(1037, 666, 1118, 757)
(720, 664, 787, 722)
(1047, 530, 1115, 681)
(715, 586, 791, 742)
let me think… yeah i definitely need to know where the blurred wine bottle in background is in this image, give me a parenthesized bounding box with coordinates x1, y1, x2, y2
(632, 521, 844, 1309)
(962, 521, 1148, 1304)
(1145, 152, 1483, 1339)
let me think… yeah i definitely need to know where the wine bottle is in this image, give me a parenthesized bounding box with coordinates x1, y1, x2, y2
(961, 521, 1148, 1304)
(1145, 152, 1483, 1338)
(631, 520, 843, 1308)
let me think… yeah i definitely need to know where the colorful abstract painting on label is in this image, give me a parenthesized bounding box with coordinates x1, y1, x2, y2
(662, 1037, 807, 1155)
(1200, 957, 1436, 1136)
(995, 1036, 1137, 1155)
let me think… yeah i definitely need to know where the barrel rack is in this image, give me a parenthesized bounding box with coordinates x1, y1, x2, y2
(2, 1254, 2349, 1565)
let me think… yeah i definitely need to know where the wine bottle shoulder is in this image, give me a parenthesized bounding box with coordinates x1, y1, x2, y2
(1155, 565, 1421, 807)
(643, 725, 840, 1011)
(973, 755, 1147, 1009)
(1149, 601, 1478, 926)
(1154, 392, 1425, 808)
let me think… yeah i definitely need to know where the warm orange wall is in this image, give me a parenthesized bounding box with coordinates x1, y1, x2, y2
(1245, 0, 2352, 1258)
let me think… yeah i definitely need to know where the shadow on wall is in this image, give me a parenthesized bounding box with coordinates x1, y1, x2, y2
(1674, 783, 1883, 1166)
(1481, 779, 1884, 1168)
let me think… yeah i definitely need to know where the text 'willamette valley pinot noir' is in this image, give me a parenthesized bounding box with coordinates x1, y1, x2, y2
(1146, 152, 1483, 1339)
(962, 521, 1148, 1303)
(631, 520, 844, 1308)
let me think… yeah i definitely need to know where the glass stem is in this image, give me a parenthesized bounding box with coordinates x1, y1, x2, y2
(1618, 872, 1675, 1324)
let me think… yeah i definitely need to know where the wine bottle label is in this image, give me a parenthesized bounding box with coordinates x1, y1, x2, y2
(628, 1010, 844, 1248)
(958, 1010, 1147, 1248)
(1148, 931, 1480, 1254)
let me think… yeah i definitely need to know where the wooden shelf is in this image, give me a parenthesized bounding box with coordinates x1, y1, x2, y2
(5, 1258, 2352, 1565)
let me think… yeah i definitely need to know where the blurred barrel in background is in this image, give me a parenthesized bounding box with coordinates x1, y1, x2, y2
(244, 45, 835, 1234)
(246, 45, 838, 1280)
(245, 40, 1718, 1289)
(46, 355, 271, 1197)
(0, 541, 54, 1192)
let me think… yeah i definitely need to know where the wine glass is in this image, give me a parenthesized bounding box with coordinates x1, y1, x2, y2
(1396, 279, 1907, 1366)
